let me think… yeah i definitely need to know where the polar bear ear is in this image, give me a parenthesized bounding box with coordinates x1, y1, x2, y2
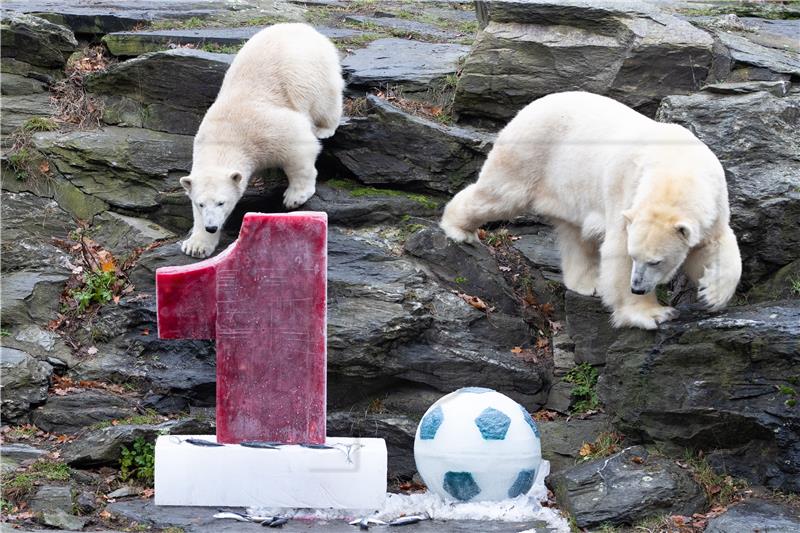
(179, 176, 192, 191)
(675, 222, 695, 243)
(230, 172, 243, 188)
(622, 209, 634, 225)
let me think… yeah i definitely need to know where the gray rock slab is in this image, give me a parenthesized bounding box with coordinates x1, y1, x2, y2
(102, 25, 362, 56)
(547, 446, 706, 528)
(1, 442, 47, 474)
(41, 508, 87, 531)
(0, 13, 77, 70)
(30, 484, 73, 514)
(342, 38, 470, 93)
(0, 93, 53, 136)
(30, 389, 138, 434)
(538, 414, 612, 474)
(326, 95, 493, 195)
(345, 15, 463, 41)
(716, 30, 800, 77)
(89, 211, 176, 257)
(564, 291, 618, 366)
(0, 347, 53, 423)
(598, 301, 800, 492)
(702, 80, 790, 96)
(512, 224, 560, 277)
(706, 498, 800, 533)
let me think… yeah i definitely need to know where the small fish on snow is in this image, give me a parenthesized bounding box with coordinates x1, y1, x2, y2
(240, 441, 280, 449)
(300, 443, 335, 449)
(213, 511, 250, 522)
(388, 514, 429, 526)
(186, 438, 224, 447)
(263, 516, 289, 528)
(349, 516, 387, 529)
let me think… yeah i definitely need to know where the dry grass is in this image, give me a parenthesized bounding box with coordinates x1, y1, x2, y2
(50, 45, 111, 128)
(373, 85, 453, 124)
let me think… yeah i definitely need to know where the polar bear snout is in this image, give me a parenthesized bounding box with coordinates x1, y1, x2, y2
(630, 260, 661, 295)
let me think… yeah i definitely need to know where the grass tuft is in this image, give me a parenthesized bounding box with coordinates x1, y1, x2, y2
(564, 362, 600, 414)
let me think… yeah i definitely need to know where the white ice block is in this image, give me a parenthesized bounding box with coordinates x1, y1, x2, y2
(155, 436, 387, 509)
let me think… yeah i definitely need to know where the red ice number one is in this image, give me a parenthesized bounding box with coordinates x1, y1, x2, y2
(155, 212, 327, 444)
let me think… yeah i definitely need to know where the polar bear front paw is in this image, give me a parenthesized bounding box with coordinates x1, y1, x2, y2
(612, 304, 678, 330)
(181, 233, 218, 259)
(283, 185, 315, 209)
(439, 220, 479, 245)
(313, 126, 337, 139)
(698, 265, 737, 311)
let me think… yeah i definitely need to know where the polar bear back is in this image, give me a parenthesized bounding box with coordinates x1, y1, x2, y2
(487, 91, 725, 226)
(217, 23, 343, 114)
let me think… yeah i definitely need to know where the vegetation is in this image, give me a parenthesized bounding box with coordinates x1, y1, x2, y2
(199, 42, 243, 54)
(564, 363, 600, 414)
(790, 277, 800, 296)
(90, 409, 164, 430)
(120, 437, 156, 485)
(325, 178, 439, 209)
(71, 269, 120, 313)
(454, 276, 467, 284)
(483, 229, 514, 248)
(22, 117, 59, 133)
(2, 459, 71, 501)
(682, 451, 747, 506)
(578, 431, 624, 461)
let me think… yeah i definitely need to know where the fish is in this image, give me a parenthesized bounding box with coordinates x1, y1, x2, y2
(263, 516, 289, 528)
(240, 441, 280, 449)
(349, 517, 387, 529)
(388, 514, 429, 526)
(213, 511, 250, 522)
(299, 443, 335, 449)
(185, 438, 224, 447)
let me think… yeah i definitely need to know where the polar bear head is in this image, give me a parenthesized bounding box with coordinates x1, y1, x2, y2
(180, 168, 246, 234)
(624, 207, 700, 295)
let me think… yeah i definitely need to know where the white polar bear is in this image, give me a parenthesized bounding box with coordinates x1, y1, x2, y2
(441, 91, 741, 329)
(180, 23, 344, 258)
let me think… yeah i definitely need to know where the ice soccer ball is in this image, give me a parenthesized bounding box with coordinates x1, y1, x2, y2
(413, 387, 542, 502)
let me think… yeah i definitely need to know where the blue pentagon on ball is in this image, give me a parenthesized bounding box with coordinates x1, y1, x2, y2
(474, 407, 511, 440)
(413, 388, 542, 502)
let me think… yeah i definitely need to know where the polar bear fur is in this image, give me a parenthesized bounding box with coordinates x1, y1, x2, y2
(441, 91, 741, 329)
(180, 23, 344, 258)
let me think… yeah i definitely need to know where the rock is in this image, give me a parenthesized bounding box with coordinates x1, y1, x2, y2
(0, 93, 53, 137)
(106, 485, 137, 499)
(538, 414, 612, 474)
(547, 446, 706, 528)
(89, 212, 176, 257)
(305, 182, 441, 226)
(746, 259, 800, 303)
(32, 126, 194, 216)
(102, 25, 363, 57)
(327, 95, 493, 195)
(705, 498, 800, 533)
(598, 301, 800, 492)
(456, 1, 713, 122)
(511, 222, 560, 280)
(0, 192, 73, 274)
(543, 381, 573, 415)
(656, 90, 800, 286)
(0, 346, 53, 423)
(715, 30, 800, 80)
(85, 49, 233, 135)
(30, 484, 73, 514)
(326, 227, 552, 410)
(75, 491, 97, 514)
(1, 271, 70, 326)
(30, 389, 137, 434)
(0, 13, 77, 75)
(328, 411, 417, 478)
(40, 508, 87, 531)
(344, 15, 463, 42)
(342, 38, 471, 94)
(62, 418, 212, 467)
(551, 332, 576, 378)
(703, 80, 790, 97)
(564, 291, 618, 366)
(0, 442, 46, 473)
(1, 72, 48, 95)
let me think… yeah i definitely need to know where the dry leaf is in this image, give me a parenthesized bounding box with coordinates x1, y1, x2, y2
(86, 346, 98, 356)
(631, 455, 645, 464)
(99, 509, 112, 520)
(579, 443, 593, 457)
(511, 346, 523, 354)
(140, 488, 155, 499)
(142, 328, 150, 336)
(38, 160, 50, 174)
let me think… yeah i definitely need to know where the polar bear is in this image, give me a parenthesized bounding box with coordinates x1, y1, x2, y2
(180, 23, 344, 258)
(441, 91, 741, 329)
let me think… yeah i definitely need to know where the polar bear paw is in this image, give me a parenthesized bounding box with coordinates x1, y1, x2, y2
(181, 233, 218, 259)
(612, 304, 678, 330)
(439, 220, 479, 245)
(283, 185, 315, 209)
(698, 265, 737, 311)
(313, 126, 337, 139)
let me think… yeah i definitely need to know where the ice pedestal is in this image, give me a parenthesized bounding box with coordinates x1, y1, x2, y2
(155, 436, 387, 509)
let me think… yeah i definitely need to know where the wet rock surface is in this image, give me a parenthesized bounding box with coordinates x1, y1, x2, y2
(705, 498, 800, 533)
(547, 446, 707, 528)
(1, 0, 799, 530)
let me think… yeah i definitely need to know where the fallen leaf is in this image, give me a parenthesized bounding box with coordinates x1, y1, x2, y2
(631, 455, 644, 464)
(532, 410, 558, 422)
(579, 443, 593, 457)
(535, 337, 550, 351)
(142, 328, 150, 336)
(38, 160, 50, 174)
(457, 292, 492, 312)
(86, 346, 98, 356)
(140, 488, 155, 499)
(511, 346, 523, 354)
(99, 509, 112, 520)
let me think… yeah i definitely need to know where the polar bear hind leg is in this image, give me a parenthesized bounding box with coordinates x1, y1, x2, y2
(556, 222, 600, 296)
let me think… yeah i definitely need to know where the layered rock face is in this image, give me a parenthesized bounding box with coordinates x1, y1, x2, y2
(0, 0, 798, 529)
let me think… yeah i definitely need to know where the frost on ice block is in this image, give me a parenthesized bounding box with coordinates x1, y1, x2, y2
(156, 212, 327, 444)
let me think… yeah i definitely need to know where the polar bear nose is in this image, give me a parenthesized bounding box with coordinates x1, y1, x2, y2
(205, 225, 218, 234)
(631, 287, 646, 295)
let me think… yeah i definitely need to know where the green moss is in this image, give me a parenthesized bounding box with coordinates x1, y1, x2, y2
(22, 117, 59, 133)
(27, 460, 70, 481)
(149, 16, 209, 30)
(334, 32, 382, 50)
(325, 178, 439, 209)
(199, 42, 243, 54)
(790, 277, 800, 296)
(2, 459, 71, 500)
(90, 409, 163, 430)
(454, 276, 467, 284)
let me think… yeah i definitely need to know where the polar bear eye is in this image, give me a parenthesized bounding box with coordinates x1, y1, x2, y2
(647, 260, 662, 266)
(199, 203, 205, 208)
(217, 201, 225, 207)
